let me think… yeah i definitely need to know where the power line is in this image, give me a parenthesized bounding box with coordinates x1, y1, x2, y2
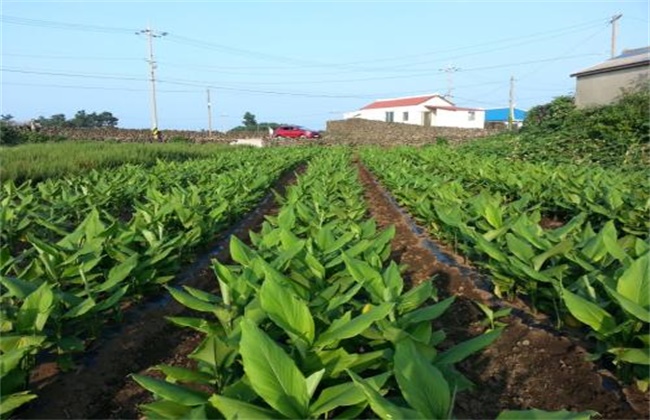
(3, 52, 142, 61)
(0, 14, 136, 34)
(3, 81, 197, 93)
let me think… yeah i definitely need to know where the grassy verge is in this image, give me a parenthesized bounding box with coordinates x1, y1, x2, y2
(0, 141, 229, 183)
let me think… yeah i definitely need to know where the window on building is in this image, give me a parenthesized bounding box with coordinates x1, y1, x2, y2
(385, 111, 394, 122)
(468, 111, 476, 121)
(403, 112, 409, 122)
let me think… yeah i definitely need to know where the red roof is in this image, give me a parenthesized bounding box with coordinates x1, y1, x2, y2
(361, 95, 446, 110)
(426, 105, 482, 112)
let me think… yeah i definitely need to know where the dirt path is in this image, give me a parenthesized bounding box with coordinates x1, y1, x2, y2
(356, 162, 645, 419)
(19, 159, 647, 419)
(19, 166, 304, 420)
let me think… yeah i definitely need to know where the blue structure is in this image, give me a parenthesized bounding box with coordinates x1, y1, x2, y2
(485, 108, 527, 123)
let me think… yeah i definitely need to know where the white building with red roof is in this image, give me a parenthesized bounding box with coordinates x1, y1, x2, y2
(343, 94, 485, 129)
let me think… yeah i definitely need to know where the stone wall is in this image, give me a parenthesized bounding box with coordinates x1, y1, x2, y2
(324, 119, 503, 146)
(38, 127, 267, 143)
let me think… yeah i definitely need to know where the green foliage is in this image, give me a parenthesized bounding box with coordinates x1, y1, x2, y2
(0, 123, 23, 146)
(242, 111, 258, 128)
(0, 147, 312, 416)
(464, 85, 650, 169)
(361, 145, 650, 387)
(37, 110, 119, 128)
(522, 95, 576, 133)
(134, 149, 504, 419)
(0, 141, 230, 183)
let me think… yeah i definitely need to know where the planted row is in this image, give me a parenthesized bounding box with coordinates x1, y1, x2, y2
(134, 149, 585, 419)
(361, 146, 649, 390)
(0, 148, 313, 416)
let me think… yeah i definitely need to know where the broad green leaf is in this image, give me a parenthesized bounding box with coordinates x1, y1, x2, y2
(394, 338, 451, 419)
(506, 233, 535, 262)
(607, 347, 650, 365)
(61, 297, 96, 319)
(474, 234, 508, 263)
(0, 275, 38, 299)
(497, 408, 597, 419)
(94, 285, 129, 313)
(0, 347, 31, 376)
(435, 329, 501, 365)
(342, 253, 385, 302)
(398, 296, 455, 327)
(347, 370, 422, 420)
(0, 335, 46, 353)
(605, 286, 650, 323)
(140, 400, 193, 419)
(562, 290, 616, 336)
(230, 236, 255, 266)
(239, 319, 309, 418)
(209, 394, 278, 419)
(155, 365, 215, 385)
(305, 369, 325, 399)
(484, 202, 503, 229)
(131, 374, 209, 406)
(0, 391, 38, 416)
(96, 254, 138, 292)
(166, 287, 215, 313)
(397, 281, 434, 314)
(382, 261, 404, 300)
(617, 254, 649, 308)
(259, 269, 315, 345)
(315, 303, 393, 347)
(532, 240, 573, 272)
(17, 282, 54, 332)
(310, 372, 390, 416)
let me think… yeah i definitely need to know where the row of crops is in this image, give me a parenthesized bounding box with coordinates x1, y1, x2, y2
(0, 141, 229, 183)
(133, 149, 584, 419)
(0, 147, 313, 416)
(360, 146, 649, 390)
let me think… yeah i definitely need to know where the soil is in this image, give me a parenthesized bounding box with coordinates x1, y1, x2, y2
(356, 162, 647, 420)
(18, 165, 304, 420)
(16, 160, 649, 420)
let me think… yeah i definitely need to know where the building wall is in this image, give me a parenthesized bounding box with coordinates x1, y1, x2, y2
(344, 105, 426, 126)
(343, 96, 485, 128)
(434, 108, 485, 129)
(575, 67, 649, 108)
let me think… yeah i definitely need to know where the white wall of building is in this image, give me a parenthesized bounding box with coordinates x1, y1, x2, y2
(343, 95, 484, 128)
(433, 108, 485, 129)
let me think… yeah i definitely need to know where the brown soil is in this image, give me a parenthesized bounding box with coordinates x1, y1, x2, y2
(356, 162, 647, 420)
(18, 166, 304, 420)
(17, 160, 649, 420)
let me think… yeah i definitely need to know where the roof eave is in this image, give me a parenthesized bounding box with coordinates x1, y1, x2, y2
(571, 60, 650, 77)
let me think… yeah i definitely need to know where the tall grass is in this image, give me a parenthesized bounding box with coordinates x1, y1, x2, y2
(0, 141, 229, 183)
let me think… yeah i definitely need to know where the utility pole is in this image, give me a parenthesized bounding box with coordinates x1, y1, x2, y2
(137, 26, 167, 140)
(610, 13, 622, 58)
(508, 75, 515, 130)
(206, 88, 213, 136)
(439, 64, 460, 99)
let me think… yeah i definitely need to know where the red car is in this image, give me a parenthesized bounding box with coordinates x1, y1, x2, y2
(272, 125, 321, 139)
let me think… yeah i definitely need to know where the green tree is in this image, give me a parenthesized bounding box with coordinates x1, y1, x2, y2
(242, 112, 258, 128)
(1, 114, 14, 122)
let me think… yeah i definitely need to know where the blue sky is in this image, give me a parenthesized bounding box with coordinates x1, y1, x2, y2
(1, 1, 648, 131)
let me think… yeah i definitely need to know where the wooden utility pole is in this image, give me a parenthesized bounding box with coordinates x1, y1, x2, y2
(610, 14, 623, 58)
(508, 75, 515, 130)
(207, 88, 213, 136)
(137, 26, 167, 138)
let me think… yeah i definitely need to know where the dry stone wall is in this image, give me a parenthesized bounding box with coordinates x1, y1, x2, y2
(324, 119, 503, 146)
(38, 120, 502, 147)
(39, 128, 265, 143)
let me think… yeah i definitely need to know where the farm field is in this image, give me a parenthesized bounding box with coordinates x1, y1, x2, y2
(1, 143, 648, 419)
